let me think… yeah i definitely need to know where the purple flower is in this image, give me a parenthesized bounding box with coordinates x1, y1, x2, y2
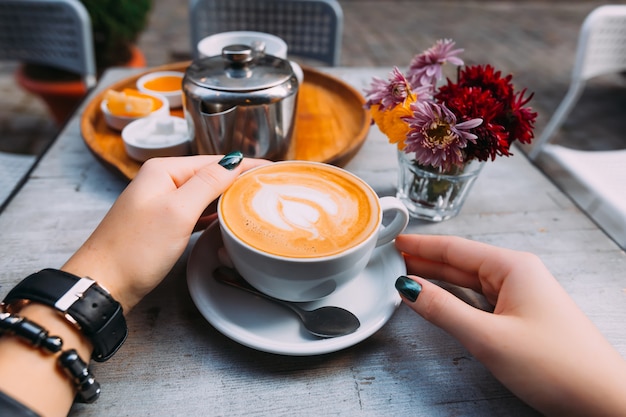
(407, 39, 464, 88)
(365, 67, 413, 110)
(404, 101, 482, 171)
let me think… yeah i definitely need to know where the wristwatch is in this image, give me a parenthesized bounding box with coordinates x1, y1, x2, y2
(1, 269, 128, 362)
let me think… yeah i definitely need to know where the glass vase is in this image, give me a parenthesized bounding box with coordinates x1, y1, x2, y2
(396, 151, 485, 222)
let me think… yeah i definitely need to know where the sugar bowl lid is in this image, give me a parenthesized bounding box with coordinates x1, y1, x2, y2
(185, 44, 295, 92)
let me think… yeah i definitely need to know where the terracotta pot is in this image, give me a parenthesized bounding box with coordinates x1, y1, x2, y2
(15, 46, 147, 126)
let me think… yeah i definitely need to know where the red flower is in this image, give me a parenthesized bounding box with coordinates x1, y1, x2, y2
(436, 65, 537, 161)
(508, 89, 538, 145)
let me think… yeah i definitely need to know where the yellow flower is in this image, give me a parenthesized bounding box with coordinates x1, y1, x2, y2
(370, 98, 415, 150)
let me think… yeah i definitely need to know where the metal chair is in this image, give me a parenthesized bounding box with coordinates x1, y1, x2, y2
(0, 0, 96, 89)
(189, 0, 344, 66)
(528, 5, 626, 160)
(0, 0, 95, 210)
(529, 5, 626, 249)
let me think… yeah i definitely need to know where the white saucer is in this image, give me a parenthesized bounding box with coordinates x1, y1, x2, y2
(186, 220, 405, 356)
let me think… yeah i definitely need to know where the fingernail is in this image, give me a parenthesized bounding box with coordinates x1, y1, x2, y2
(395, 276, 422, 302)
(218, 151, 244, 170)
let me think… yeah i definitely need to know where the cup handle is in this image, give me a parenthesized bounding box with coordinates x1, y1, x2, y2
(375, 196, 409, 247)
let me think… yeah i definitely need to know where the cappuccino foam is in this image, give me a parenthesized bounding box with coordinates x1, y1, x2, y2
(220, 163, 380, 258)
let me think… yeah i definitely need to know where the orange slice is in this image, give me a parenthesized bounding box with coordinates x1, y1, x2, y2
(105, 89, 162, 117)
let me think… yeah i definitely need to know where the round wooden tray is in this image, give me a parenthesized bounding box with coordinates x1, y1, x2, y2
(80, 62, 371, 180)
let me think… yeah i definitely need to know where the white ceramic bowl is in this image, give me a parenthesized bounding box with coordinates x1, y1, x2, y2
(197, 31, 288, 59)
(121, 115, 190, 162)
(101, 91, 169, 131)
(136, 71, 184, 108)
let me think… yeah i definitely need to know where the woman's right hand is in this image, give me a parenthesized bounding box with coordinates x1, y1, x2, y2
(62, 154, 269, 313)
(394, 234, 626, 417)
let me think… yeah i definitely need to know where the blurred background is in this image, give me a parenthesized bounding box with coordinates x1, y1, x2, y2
(1, 0, 624, 159)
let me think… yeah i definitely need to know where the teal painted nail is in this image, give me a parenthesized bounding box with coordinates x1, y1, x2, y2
(218, 151, 244, 170)
(395, 276, 422, 302)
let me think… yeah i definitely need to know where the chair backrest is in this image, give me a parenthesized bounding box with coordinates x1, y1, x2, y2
(0, 0, 96, 88)
(574, 5, 626, 81)
(189, 0, 343, 66)
(527, 4, 626, 160)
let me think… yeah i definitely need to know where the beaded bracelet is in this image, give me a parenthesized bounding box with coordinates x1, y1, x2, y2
(0, 312, 62, 354)
(0, 312, 100, 403)
(58, 349, 101, 403)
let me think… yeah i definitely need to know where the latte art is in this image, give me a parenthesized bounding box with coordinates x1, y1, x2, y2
(220, 163, 380, 258)
(252, 179, 355, 240)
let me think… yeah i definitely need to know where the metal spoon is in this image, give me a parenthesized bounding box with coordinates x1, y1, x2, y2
(213, 266, 361, 338)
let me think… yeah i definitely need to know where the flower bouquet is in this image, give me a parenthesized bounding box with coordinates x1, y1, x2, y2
(365, 39, 537, 221)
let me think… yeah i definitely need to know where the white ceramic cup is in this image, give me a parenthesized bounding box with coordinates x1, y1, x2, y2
(217, 161, 409, 302)
(136, 71, 184, 108)
(197, 30, 288, 59)
(121, 115, 190, 162)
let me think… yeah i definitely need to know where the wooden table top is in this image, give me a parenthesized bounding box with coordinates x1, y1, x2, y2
(1, 67, 624, 417)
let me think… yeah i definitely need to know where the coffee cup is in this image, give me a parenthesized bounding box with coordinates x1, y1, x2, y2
(217, 161, 409, 302)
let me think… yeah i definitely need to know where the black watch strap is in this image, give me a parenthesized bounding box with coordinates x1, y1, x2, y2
(2, 269, 127, 362)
